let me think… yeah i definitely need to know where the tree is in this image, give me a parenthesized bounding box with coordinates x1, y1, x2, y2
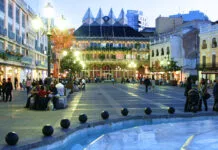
(60, 51, 82, 76)
(51, 28, 74, 53)
(166, 59, 181, 72)
(51, 28, 74, 78)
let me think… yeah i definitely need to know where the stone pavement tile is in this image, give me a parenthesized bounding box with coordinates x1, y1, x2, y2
(0, 84, 217, 149)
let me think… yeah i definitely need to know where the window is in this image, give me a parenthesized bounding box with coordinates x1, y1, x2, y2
(16, 46, 20, 53)
(202, 40, 207, 49)
(212, 38, 217, 48)
(0, 40, 4, 50)
(8, 3, 13, 18)
(167, 47, 170, 55)
(152, 50, 154, 57)
(8, 24, 12, 31)
(8, 43, 13, 51)
(0, 17, 3, 27)
(16, 7, 19, 24)
(202, 56, 206, 68)
(156, 49, 159, 56)
(0, 0, 4, 12)
(212, 55, 216, 68)
(161, 48, 164, 55)
(22, 48, 25, 55)
(22, 13, 25, 28)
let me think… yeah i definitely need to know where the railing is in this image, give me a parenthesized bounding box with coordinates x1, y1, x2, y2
(198, 63, 218, 70)
(85, 59, 149, 63)
(21, 56, 32, 65)
(35, 60, 47, 68)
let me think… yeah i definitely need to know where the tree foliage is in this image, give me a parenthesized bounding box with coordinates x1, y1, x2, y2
(166, 59, 181, 71)
(60, 51, 82, 74)
(51, 28, 74, 53)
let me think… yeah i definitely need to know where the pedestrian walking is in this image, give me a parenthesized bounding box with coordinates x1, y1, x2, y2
(14, 77, 18, 90)
(151, 77, 156, 93)
(2, 78, 6, 101)
(213, 78, 218, 111)
(184, 77, 192, 112)
(144, 77, 150, 93)
(111, 77, 115, 86)
(26, 78, 31, 95)
(199, 78, 208, 111)
(5, 78, 13, 102)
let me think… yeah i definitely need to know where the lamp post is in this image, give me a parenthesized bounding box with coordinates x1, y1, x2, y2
(33, 2, 67, 78)
(44, 2, 54, 77)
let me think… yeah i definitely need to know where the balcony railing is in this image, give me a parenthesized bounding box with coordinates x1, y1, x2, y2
(21, 56, 32, 65)
(35, 60, 47, 68)
(198, 63, 218, 70)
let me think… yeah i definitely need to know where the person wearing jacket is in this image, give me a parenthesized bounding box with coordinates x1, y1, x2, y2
(5, 78, 13, 102)
(184, 77, 192, 112)
(199, 79, 208, 111)
(213, 78, 218, 111)
(144, 77, 151, 93)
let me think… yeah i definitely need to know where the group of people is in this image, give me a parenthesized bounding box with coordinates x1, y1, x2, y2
(24, 79, 64, 110)
(184, 77, 218, 112)
(0, 78, 13, 102)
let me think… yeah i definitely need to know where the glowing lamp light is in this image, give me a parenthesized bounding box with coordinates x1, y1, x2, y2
(43, 2, 55, 19)
(55, 15, 67, 31)
(128, 61, 137, 68)
(63, 51, 68, 56)
(74, 51, 80, 57)
(32, 16, 43, 31)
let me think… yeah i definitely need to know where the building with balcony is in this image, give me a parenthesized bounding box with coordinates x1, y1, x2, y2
(199, 22, 218, 81)
(73, 8, 150, 80)
(150, 20, 210, 82)
(0, 0, 48, 85)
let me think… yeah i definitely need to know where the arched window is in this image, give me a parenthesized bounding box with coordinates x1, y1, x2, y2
(161, 48, 164, 55)
(212, 38, 217, 48)
(202, 40, 207, 49)
(167, 47, 170, 55)
(156, 49, 159, 56)
(152, 50, 154, 57)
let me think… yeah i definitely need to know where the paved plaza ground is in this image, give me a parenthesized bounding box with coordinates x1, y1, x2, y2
(0, 83, 216, 149)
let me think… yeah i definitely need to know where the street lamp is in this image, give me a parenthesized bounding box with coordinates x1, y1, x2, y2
(128, 61, 137, 77)
(33, 2, 67, 78)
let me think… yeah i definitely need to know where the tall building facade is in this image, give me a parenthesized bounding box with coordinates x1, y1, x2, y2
(126, 10, 146, 31)
(0, 0, 48, 85)
(199, 23, 218, 81)
(150, 20, 210, 83)
(73, 8, 150, 80)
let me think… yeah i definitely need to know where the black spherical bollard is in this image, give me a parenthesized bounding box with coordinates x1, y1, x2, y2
(5, 132, 19, 145)
(42, 124, 54, 136)
(121, 108, 129, 116)
(101, 111, 109, 120)
(168, 107, 175, 114)
(144, 107, 152, 115)
(79, 114, 88, 123)
(60, 119, 70, 129)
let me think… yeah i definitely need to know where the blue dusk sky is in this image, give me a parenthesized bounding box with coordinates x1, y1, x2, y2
(25, 0, 218, 29)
